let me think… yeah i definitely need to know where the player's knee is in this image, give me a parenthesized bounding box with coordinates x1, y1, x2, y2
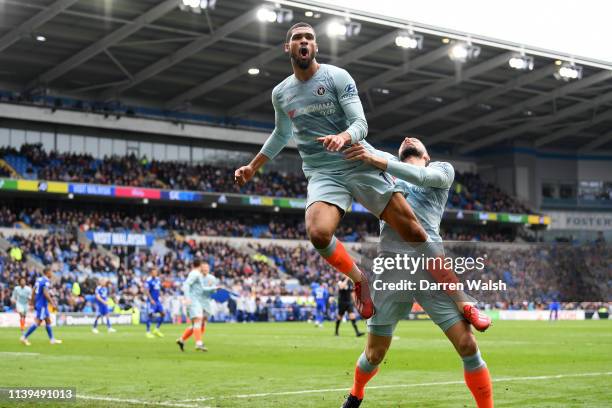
(307, 224, 333, 248)
(457, 332, 478, 357)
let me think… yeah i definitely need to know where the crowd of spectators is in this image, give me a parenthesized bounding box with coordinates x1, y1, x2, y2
(244, 240, 612, 309)
(1, 144, 307, 198)
(0, 205, 515, 243)
(449, 241, 611, 307)
(440, 229, 515, 243)
(0, 231, 305, 316)
(1, 144, 533, 213)
(0, 205, 377, 242)
(7, 233, 115, 274)
(0, 229, 609, 321)
(448, 172, 530, 213)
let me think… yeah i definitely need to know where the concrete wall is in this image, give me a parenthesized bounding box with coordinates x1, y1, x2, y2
(577, 159, 612, 181)
(474, 146, 612, 211)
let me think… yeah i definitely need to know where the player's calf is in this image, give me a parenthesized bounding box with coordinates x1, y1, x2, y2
(463, 351, 493, 408)
(344, 335, 390, 405)
(347, 351, 380, 403)
(446, 321, 494, 408)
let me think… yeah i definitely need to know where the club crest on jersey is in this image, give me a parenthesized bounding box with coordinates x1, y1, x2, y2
(315, 86, 326, 96)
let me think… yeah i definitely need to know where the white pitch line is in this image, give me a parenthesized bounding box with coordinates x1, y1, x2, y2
(177, 371, 612, 402)
(79, 394, 209, 408)
(0, 351, 40, 356)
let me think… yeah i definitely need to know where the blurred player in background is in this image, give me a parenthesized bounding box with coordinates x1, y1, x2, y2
(235, 22, 431, 320)
(144, 267, 165, 338)
(336, 277, 365, 337)
(170, 292, 184, 324)
(20, 267, 62, 346)
(177, 259, 218, 352)
(341, 138, 493, 408)
(92, 279, 116, 334)
(11, 277, 32, 334)
(312, 282, 329, 328)
(549, 299, 560, 321)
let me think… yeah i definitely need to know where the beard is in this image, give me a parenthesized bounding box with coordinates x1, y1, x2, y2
(399, 146, 422, 161)
(291, 47, 316, 70)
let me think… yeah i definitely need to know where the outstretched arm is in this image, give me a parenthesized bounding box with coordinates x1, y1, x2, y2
(344, 145, 454, 189)
(385, 160, 454, 189)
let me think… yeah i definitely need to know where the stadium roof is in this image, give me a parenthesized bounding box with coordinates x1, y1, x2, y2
(1, 0, 611, 154)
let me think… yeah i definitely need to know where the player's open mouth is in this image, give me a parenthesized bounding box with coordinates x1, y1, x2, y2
(299, 47, 309, 58)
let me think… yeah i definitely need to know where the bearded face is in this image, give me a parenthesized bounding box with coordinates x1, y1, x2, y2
(399, 137, 429, 163)
(287, 28, 317, 70)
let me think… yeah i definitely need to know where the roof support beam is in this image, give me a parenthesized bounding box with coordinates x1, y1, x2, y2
(226, 42, 452, 117)
(579, 130, 612, 152)
(100, 8, 258, 100)
(369, 52, 513, 131)
(104, 49, 133, 81)
(428, 70, 612, 145)
(0, 0, 79, 52)
(375, 65, 556, 141)
(360, 45, 453, 93)
(25, 0, 178, 90)
(534, 109, 612, 147)
(166, 23, 328, 110)
(458, 91, 612, 154)
(165, 40, 285, 110)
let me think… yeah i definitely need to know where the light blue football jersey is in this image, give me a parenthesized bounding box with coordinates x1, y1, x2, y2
(260, 64, 377, 174)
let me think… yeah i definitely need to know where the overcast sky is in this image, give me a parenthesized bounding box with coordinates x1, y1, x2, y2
(322, 0, 610, 65)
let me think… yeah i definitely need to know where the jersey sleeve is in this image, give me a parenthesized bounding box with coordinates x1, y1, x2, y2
(260, 85, 293, 160)
(333, 68, 368, 144)
(385, 160, 455, 189)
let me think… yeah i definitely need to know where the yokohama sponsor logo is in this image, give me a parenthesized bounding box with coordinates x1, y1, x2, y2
(289, 102, 335, 118)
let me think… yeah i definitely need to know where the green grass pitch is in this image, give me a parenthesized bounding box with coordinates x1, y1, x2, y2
(1, 320, 610, 407)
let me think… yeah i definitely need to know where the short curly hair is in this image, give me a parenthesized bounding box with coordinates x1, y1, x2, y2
(286, 22, 314, 43)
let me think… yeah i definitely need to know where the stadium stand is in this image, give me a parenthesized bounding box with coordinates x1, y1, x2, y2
(1, 225, 608, 322)
(1, 143, 531, 213)
(0, 204, 515, 242)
